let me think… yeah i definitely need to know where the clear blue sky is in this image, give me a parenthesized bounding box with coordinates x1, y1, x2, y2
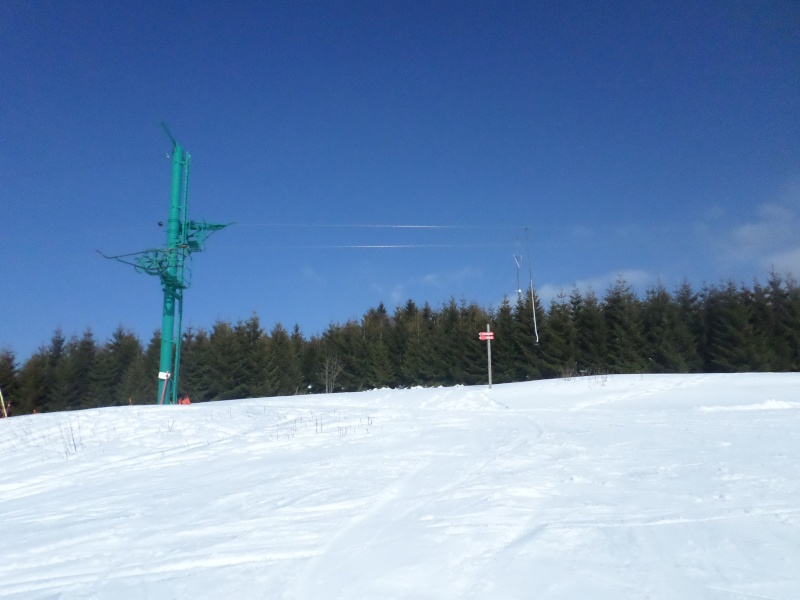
(2, 0, 799, 360)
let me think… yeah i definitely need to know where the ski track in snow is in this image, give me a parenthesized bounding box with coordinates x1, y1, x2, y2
(0, 373, 799, 599)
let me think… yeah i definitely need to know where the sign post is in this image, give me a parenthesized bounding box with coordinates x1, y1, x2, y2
(478, 325, 494, 389)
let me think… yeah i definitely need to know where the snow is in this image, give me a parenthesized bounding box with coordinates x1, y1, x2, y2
(1, 373, 799, 599)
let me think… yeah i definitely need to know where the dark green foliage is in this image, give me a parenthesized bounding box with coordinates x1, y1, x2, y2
(7, 273, 800, 413)
(265, 323, 303, 396)
(90, 326, 142, 407)
(701, 281, 758, 372)
(491, 298, 520, 383)
(571, 289, 607, 374)
(397, 301, 439, 386)
(510, 295, 543, 380)
(362, 303, 397, 389)
(538, 293, 578, 378)
(0, 349, 19, 414)
(205, 316, 268, 400)
(603, 278, 647, 374)
(58, 330, 97, 409)
(641, 284, 699, 373)
(180, 327, 213, 401)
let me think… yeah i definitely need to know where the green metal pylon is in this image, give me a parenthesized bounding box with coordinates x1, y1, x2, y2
(101, 127, 230, 404)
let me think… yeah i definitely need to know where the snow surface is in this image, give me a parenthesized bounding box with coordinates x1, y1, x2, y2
(1, 373, 800, 599)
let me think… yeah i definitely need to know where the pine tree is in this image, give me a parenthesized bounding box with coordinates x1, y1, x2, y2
(603, 278, 647, 374)
(744, 279, 776, 371)
(206, 321, 239, 399)
(398, 301, 439, 386)
(290, 324, 312, 394)
(230, 315, 269, 399)
(784, 275, 800, 369)
(673, 281, 703, 372)
(265, 323, 303, 396)
(17, 352, 49, 414)
(179, 327, 213, 401)
(89, 326, 142, 406)
(510, 294, 543, 381)
(539, 292, 579, 378)
(436, 299, 467, 384)
(319, 321, 369, 392)
(458, 299, 490, 385)
(701, 281, 754, 372)
(58, 330, 97, 409)
(571, 289, 607, 374)
(491, 298, 519, 383)
(0, 349, 19, 415)
(363, 303, 397, 388)
(117, 352, 152, 405)
(641, 283, 698, 373)
(761, 272, 798, 371)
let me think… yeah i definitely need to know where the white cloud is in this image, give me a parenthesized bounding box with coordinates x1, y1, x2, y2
(765, 247, 800, 278)
(714, 185, 800, 274)
(536, 269, 656, 305)
(303, 266, 326, 284)
(421, 266, 482, 288)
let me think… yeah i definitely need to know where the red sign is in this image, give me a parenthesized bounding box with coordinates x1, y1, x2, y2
(479, 331, 494, 340)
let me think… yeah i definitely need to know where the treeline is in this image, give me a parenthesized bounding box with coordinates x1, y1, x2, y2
(1, 273, 798, 414)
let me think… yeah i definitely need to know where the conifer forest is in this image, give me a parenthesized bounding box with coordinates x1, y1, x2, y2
(2, 273, 799, 415)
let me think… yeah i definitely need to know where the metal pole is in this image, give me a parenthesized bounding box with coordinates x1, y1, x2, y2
(157, 144, 183, 404)
(171, 153, 190, 406)
(486, 323, 493, 389)
(0, 385, 7, 418)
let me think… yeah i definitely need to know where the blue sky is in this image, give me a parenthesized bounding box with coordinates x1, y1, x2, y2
(2, 0, 799, 360)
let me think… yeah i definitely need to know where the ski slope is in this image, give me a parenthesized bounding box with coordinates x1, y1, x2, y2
(1, 373, 799, 599)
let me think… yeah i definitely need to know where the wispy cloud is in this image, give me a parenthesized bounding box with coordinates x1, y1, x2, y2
(536, 269, 656, 305)
(303, 266, 326, 284)
(715, 186, 800, 277)
(421, 266, 483, 288)
(369, 283, 406, 304)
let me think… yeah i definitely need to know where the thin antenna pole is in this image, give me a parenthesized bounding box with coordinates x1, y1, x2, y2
(513, 252, 522, 303)
(525, 228, 540, 344)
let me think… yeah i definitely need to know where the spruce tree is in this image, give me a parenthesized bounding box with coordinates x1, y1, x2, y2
(762, 272, 798, 371)
(511, 294, 543, 381)
(90, 326, 142, 406)
(539, 292, 579, 378)
(0, 349, 19, 415)
(701, 281, 754, 372)
(603, 278, 647, 374)
(265, 323, 303, 396)
(17, 352, 49, 414)
(180, 327, 214, 401)
(571, 289, 607, 374)
(673, 281, 703, 372)
(491, 298, 519, 383)
(458, 299, 490, 385)
(641, 283, 697, 373)
(290, 324, 312, 394)
(363, 303, 397, 388)
(399, 301, 439, 386)
(58, 330, 97, 409)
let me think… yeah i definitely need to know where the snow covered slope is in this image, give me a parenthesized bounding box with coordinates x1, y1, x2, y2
(1, 373, 799, 599)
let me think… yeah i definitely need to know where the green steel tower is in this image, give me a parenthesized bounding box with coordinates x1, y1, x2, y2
(103, 128, 229, 404)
